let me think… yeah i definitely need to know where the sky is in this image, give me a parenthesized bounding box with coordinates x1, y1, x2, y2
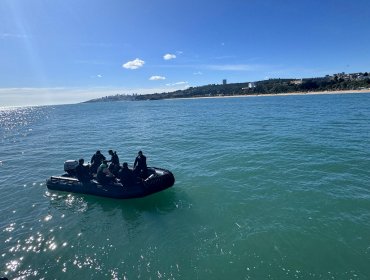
(1, 0, 370, 106)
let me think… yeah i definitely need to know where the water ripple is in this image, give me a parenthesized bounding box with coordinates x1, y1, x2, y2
(1, 94, 370, 278)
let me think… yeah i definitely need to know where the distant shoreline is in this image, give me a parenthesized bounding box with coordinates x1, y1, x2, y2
(84, 72, 370, 103)
(167, 89, 370, 100)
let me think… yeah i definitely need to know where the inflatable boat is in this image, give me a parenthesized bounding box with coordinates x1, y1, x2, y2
(46, 161, 175, 199)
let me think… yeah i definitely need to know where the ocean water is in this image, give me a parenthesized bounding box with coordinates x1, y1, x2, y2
(1, 93, 370, 279)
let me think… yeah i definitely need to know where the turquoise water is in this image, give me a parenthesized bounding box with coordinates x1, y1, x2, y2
(1, 93, 370, 279)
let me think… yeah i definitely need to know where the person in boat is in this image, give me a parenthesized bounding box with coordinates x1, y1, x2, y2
(108, 150, 120, 176)
(108, 150, 119, 165)
(133, 150, 147, 178)
(75, 158, 91, 182)
(97, 160, 116, 185)
(118, 162, 134, 186)
(90, 150, 106, 174)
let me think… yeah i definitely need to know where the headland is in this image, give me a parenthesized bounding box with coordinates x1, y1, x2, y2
(84, 71, 370, 103)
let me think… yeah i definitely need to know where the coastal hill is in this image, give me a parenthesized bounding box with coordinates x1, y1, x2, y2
(84, 72, 370, 103)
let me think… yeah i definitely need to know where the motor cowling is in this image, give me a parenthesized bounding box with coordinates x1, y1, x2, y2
(64, 160, 78, 176)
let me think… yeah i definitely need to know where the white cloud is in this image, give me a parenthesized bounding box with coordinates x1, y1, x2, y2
(166, 81, 188, 86)
(90, 74, 103, 78)
(149, 75, 166, 81)
(122, 58, 145, 69)
(163, 53, 176, 60)
(193, 71, 203, 75)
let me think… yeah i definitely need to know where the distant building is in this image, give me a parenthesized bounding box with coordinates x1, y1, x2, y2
(223, 79, 227, 85)
(290, 79, 303, 85)
(334, 72, 351, 81)
(248, 82, 256, 88)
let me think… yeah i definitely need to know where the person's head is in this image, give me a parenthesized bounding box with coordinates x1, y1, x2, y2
(122, 162, 128, 168)
(79, 158, 84, 164)
(96, 150, 101, 155)
(138, 151, 143, 156)
(108, 150, 113, 155)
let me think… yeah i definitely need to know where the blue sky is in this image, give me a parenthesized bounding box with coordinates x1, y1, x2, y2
(1, 0, 370, 106)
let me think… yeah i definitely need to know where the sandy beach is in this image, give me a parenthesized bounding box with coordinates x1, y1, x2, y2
(172, 89, 370, 101)
(250, 89, 370, 97)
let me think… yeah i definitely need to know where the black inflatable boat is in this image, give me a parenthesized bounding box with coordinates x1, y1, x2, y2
(46, 166, 175, 199)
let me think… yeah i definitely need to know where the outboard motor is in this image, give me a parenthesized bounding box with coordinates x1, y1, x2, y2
(64, 160, 78, 176)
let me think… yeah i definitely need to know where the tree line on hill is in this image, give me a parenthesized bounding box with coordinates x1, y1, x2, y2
(84, 72, 370, 103)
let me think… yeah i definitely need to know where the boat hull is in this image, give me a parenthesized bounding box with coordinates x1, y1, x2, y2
(46, 167, 175, 199)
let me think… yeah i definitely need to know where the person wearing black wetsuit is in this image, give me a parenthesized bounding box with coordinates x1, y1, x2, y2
(133, 150, 147, 178)
(97, 160, 115, 185)
(108, 150, 119, 165)
(118, 162, 134, 186)
(75, 158, 90, 182)
(108, 150, 120, 176)
(90, 150, 106, 174)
